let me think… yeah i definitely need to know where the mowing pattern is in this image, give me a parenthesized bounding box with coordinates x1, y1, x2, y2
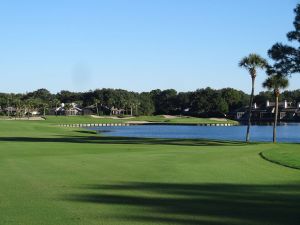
(0, 120, 299, 225)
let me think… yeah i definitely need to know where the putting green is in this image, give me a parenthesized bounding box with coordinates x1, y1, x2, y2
(0, 120, 299, 225)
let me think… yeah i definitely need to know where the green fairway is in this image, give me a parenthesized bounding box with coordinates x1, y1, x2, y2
(125, 115, 238, 124)
(44, 115, 127, 124)
(0, 120, 299, 225)
(261, 145, 300, 169)
(39, 115, 238, 125)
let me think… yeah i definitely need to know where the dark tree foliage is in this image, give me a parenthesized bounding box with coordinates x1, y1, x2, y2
(190, 88, 233, 116)
(282, 89, 300, 103)
(138, 92, 155, 116)
(177, 92, 192, 113)
(254, 91, 274, 107)
(22, 88, 53, 101)
(57, 90, 82, 103)
(2, 87, 299, 117)
(268, 4, 300, 75)
(255, 90, 300, 106)
(151, 89, 178, 115)
(221, 88, 249, 111)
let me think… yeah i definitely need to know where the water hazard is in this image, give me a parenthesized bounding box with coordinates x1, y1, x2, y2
(90, 123, 300, 143)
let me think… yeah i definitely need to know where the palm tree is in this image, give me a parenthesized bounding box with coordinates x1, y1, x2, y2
(263, 71, 289, 143)
(41, 102, 48, 117)
(52, 98, 60, 116)
(64, 103, 72, 116)
(15, 100, 22, 119)
(239, 54, 268, 142)
(25, 99, 34, 119)
(93, 99, 100, 116)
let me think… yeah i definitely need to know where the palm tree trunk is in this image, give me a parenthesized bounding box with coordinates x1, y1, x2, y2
(246, 77, 255, 142)
(273, 94, 279, 143)
(55, 104, 58, 116)
(96, 103, 99, 116)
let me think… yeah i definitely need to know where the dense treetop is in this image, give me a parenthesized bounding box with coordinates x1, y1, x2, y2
(0, 88, 300, 116)
(269, 4, 300, 75)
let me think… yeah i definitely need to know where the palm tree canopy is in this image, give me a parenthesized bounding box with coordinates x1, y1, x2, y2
(263, 74, 289, 91)
(239, 54, 268, 77)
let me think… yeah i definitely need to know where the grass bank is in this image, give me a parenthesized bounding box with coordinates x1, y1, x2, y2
(42, 115, 238, 125)
(261, 146, 300, 169)
(0, 120, 299, 225)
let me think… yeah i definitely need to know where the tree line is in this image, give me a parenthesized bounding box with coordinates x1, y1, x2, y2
(1, 87, 300, 117)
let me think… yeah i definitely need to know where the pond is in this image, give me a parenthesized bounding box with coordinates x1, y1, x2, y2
(89, 123, 300, 143)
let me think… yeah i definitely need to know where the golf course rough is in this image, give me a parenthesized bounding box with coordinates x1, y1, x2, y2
(0, 120, 299, 225)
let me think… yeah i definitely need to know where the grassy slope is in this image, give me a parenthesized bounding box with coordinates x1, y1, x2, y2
(261, 145, 300, 169)
(44, 115, 126, 124)
(43, 115, 238, 125)
(129, 115, 238, 124)
(0, 121, 299, 225)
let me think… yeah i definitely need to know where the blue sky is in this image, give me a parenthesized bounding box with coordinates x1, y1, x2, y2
(0, 0, 299, 94)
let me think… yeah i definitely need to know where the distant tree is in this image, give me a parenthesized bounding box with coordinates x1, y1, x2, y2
(221, 88, 249, 111)
(101, 89, 117, 110)
(64, 103, 73, 116)
(254, 91, 274, 107)
(57, 90, 82, 103)
(282, 89, 300, 103)
(24, 89, 52, 101)
(177, 92, 192, 114)
(51, 98, 60, 108)
(212, 96, 229, 114)
(190, 88, 213, 115)
(138, 92, 154, 116)
(239, 53, 268, 142)
(15, 99, 22, 119)
(150, 89, 177, 115)
(25, 99, 34, 119)
(41, 102, 48, 117)
(94, 99, 100, 116)
(268, 4, 300, 75)
(149, 89, 161, 114)
(49, 98, 60, 116)
(263, 70, 289, 143)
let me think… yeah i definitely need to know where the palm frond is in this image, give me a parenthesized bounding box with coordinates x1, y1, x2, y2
(263, 74, 289, 91)
(239, 53, 268, 71)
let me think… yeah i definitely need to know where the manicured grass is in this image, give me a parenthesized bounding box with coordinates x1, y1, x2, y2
(166, 117, 238, 124)
(126, 115, 238, 124)
(1, 115, 238, 125)
(43, 115, 238, 125)
(126, 115, 171, 122)
(0, 120, 299, 225)
(261, 145, 300, 169)
(44, 115, 127, 124)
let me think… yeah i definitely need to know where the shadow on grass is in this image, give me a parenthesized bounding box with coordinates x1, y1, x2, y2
(65, 182, 300, 225)
(75, 130, 98, 135)
(0, 135, 251, 146)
